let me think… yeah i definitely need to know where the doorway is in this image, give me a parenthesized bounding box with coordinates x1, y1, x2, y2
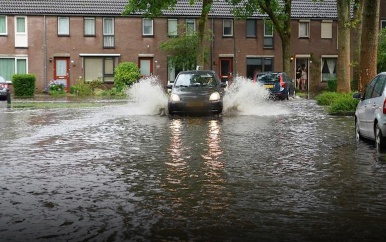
(219, 58, 233, 85)
(54, 57, 70, 90)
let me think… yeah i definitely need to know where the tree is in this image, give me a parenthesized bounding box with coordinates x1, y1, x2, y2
(336, 0, 351, 93)
(228, 0, 292, 74)
(160, 28, 210, 70)
(351, 0, 364, 90)
(359, 0, 380, 91)
(123, 0, 213, 69)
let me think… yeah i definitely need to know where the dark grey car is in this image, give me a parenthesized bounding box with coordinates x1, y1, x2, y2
(0, 76, 11, 101)
(167, 70, 227, 116)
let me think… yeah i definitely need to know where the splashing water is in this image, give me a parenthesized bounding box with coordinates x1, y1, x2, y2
(223, 76, 290, 116)
(126, 76, 169, 115)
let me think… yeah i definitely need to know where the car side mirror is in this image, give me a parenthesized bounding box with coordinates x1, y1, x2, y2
(167, 84, 173, 89)
(352, 92, 362, 99)
(220, 83, 227, 88)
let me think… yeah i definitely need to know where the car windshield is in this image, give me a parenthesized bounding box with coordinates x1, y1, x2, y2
(175, 73, 217, 87)
(258, 73, 279, 82)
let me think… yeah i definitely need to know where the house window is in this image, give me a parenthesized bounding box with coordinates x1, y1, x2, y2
(143, 18, 153, 36)
(223, 19, 233, 37)
(246, 57, 273, 79)
(0, 57, 27, 82)
(186, 19, 195, 35)
(139, 57, 153, 77)
(167, 57, 183, 83)
(58, 17, 70, 35)
(15, 16, 28, 47)
(299, 21, 310, 38)
(84, 57, 116, 83)
(168, 19, 178, 37)
(321, 57, 337, 82)
(0, 16, 7, 35)
(321, 20, 332, 39)
(382, 20, 386, 29)
(84, 17, 95, 36)
(103, 17, 114, 48)
(264, 20, 273, 48)
(246, 19, 256, 37)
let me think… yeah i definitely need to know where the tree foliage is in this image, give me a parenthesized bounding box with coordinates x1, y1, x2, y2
(378, 28, 386, 72)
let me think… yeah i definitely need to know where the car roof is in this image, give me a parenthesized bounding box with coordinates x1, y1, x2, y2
(178, 70, 216, 75)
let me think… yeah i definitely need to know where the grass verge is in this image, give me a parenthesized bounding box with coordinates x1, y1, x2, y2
(315, 91, 359, 115)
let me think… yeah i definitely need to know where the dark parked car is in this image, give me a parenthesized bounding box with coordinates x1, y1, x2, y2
(0, 76, 11, 101)
(257, 72, 294, 100)
(353, 72, 386, 151)
(167, 70, 227, 116)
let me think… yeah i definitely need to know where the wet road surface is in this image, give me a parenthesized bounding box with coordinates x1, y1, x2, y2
(1, 81, 386, 241)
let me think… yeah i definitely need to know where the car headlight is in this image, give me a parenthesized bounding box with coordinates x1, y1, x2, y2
(170, 93, 180, 102)
(209, 92, 221, 101)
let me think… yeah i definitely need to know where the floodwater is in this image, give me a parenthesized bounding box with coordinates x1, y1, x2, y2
(1, 77, 386, 242)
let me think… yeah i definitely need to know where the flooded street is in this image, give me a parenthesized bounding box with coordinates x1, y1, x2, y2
(1, 79, 386, 241)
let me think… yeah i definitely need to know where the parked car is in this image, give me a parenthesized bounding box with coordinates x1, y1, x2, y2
(353, 72, 386, 151)
(0, 76, 11, 101)
(256, 72, 295, 100)
(167, 70, 227, 116)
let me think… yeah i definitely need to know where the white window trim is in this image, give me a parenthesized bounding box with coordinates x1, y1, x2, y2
(320, 55, 338, 82)
(299, 20, 310, 38)
(15, 16, 28, 47)
(168, 19, 178, 36)
(103, 17, 115, 48)
(0, 16, 7, 35)
(58, 16, 70, 35)
(223, 19, 233, 37)
(143, 18, 154, 36)
(321, 20, 332, 39)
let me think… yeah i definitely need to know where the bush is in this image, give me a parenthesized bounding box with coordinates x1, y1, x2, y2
(12, 74, 36, 97)
(315, 91, 359, 113)
(114, 62, 140, 88)
(327, 78, 337, 92)
(45, 80, 66, 95)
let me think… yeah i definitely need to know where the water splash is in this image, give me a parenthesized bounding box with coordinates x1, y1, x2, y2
(223, 76, 290, 116)
(126, 76, 169, 115)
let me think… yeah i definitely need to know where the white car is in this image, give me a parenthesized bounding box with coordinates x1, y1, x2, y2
(354, 72, 386, 151)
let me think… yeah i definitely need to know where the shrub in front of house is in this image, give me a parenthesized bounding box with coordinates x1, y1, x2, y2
(315, 91, 359, 114)
(114, 62, 141, 89)
(327, 78, 337, 92)
(12, 74, 36, 97)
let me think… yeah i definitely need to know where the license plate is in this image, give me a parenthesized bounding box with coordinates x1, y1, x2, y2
(187, 101, 203, 107)
(264, 84, 274, 89)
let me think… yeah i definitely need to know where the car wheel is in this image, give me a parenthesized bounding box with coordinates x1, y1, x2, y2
(375, 124, 386, 151)
(355, 119, 364, 141)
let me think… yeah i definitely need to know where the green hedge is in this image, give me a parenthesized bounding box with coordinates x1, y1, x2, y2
(12, 74, 36, 97)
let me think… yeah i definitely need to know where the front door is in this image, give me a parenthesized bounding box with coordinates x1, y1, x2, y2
(219, 58, 233, 84)
(54, 57, 70, 90)
(139, 57, 153, 77)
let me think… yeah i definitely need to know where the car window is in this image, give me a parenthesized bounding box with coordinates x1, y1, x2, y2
(372, 75, 386, 98)
(175, 73, 216, 87)
(364, 76, 378, 99)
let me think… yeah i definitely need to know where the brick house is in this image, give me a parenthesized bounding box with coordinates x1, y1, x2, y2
(0, 0, 385, 95)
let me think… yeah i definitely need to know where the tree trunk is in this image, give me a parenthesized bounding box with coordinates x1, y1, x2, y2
(352, 0, 364, 91)
(359, 0, 380, 91)
(197, 0, 213, 69)
(337, 0, 351, 93)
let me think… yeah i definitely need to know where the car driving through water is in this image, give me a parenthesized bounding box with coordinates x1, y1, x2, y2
(353, 72, 386, 151)
(256, 72, 294, 100)
(167, 70, 227, 116)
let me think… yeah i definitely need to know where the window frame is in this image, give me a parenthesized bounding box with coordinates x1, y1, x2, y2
(58, 16, 70, 36)
(0, 57, 28, 82)
(168, 19, 178, 37)
(83, 56, 117, 83)
(299, 20, 310, 38)
(103, 17, 115, 48)
(321, 56, 337, 82)
(186, 19, 196, 35)
(263, 20, 274, 48)
(381, 20, 386, 29)
(246, 19, 256, 38)
(143, 18, 154, 36)
(321, 20, 332, 39)
(223, 19, 233, 37)
(15, 16, 28, 47)
(0, 16, 7, 35)
(84, 17, 96, 36)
